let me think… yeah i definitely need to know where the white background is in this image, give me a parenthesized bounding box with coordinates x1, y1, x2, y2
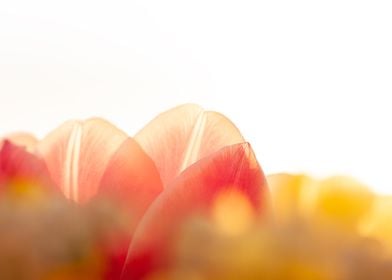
(1, 1, 391, 193)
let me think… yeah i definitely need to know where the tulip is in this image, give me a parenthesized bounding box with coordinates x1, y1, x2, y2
(122, 104, 268, 278)
(1, 104, 269, 279)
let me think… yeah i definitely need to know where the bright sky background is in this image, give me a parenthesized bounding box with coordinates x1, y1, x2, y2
(1, 1, 391, 193)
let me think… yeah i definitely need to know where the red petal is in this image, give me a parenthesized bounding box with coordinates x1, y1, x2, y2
(37, 118, 127, 203)
(0, 141, 54, 190)
(98, 138, 163, 231)
(122, 143, 269, 279)
(3, 132, 38, 152)
(135, 104, 244, 187)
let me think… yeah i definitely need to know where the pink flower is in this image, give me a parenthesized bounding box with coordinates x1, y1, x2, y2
(0, 104, 269, 279)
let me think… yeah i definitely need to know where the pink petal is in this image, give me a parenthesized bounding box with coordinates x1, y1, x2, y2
(0, 140, 54, 190)
(98, 138, 163, 231)
(97, 139, 163, 279)
(122, 143, 269, 279)
(37, 118, 127, 203)
(135, 104, 244, 187)
(2, 132, 38, 152)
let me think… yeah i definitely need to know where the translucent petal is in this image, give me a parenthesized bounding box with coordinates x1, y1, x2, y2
(0, 141, 54, 191)
(135, 104, 244, 187)
(38, 118, 127, 202)
(2, 132, 38, 152)
(122, 143, 268, 279)
(98, 138, 163, 231)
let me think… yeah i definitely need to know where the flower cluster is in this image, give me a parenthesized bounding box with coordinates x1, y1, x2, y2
(1, 104, 391, 280)
(156, 175, 392, 280)
(0, 104, 268, 279)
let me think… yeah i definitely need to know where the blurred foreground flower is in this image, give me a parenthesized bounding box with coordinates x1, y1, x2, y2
(149, 174, 392, 280)
(0, 104, 268, 279)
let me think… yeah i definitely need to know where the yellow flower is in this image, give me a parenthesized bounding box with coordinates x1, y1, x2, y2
(153, 174, 392, 280)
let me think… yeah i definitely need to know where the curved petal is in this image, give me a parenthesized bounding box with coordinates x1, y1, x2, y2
(98, 138, 164, 231)
(37, 118, 127, 203)
(122, 143, 269, 279)
(97, 138, 164, 279)
(135, 104, 244, 187)
(0, 140, 54, 191)
(2, 132, 38, 152)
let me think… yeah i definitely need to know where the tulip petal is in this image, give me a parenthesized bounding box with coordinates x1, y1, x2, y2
(98, 138, 163, 230)
(122, 143, 268, 279)
(38, 118, 127, 202)
(97, 138, 164, 279)
(2, 132, 38, 152)
(135, 104, 244, 187)
(0, 140, 53, 189)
